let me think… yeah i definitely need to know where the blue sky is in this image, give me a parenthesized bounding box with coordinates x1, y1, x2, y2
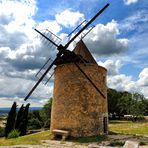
(0, 0, 147, 107)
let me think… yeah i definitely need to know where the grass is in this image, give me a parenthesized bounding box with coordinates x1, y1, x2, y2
(0, 120, 148, 146)
(109, 120, 148, 136)
(0, 130, 51, 146)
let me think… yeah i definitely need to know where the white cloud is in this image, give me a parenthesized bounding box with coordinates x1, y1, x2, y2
(0, 0, 147, 108)
(84, 20, 129, 55)
(107, 72, 147, 97)
(36, 20, 62, 34)
(137, 68, 148, 87)
(123, 0, 138, 5)
(108, 74, 133, 91)
(0, 0, 56, 107)
(0, 0, 37, 50)
(98, 60, 148, 98)
(98, 60, 122, 75)
(55, 9, 84, 28)
(0, 0, 37, 33)
(0, 75, 53, 105)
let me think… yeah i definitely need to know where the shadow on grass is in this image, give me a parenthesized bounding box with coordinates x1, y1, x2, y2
(108, 131, 118, 135)
(109, 120, 130, 124)
(69, 135, 107, 143)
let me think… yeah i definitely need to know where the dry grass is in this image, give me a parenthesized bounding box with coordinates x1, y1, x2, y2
(0, 120, 148, 146)
(109, 120, 148, 136)
(0, 130, 51, 146)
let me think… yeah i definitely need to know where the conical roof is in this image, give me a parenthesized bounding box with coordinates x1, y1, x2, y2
(73, 40, 97, 64)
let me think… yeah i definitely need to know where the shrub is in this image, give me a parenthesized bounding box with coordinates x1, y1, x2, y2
(28, 118, 43, 130)
(7, 129, 20, 139)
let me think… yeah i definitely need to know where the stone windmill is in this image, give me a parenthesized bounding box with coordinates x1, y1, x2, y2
(25, 3, 109, 138)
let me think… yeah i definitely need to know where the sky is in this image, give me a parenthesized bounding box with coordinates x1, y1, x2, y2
(0, 0, 148, 107)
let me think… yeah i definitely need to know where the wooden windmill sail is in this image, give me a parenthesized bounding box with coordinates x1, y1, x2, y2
(23, 3, 109, 138)
(24, 3, 109, 101)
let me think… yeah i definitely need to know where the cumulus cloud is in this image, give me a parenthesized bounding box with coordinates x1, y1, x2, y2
(0, 0, 55, 106)
(0, 75, 53, 104)
(107, 74, 133, 91)
(123, 0, 138, 5)
(98, 60, 122, 75)
(98, 59, 148, 98)
(55, 9, 84, 28)
(137, 68, 148, 87)
(0, 0, 146, 107)
(84, 20, 129, 55)
(107, 70, 148, 98)
(36, 20, 62, 34)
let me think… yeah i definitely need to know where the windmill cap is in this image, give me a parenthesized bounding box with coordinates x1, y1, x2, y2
(73, 40, 97, 64)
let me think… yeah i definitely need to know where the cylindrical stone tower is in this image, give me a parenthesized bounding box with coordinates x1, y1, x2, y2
(50, 62, 108, 137)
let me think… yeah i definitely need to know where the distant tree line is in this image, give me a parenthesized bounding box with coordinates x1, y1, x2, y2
(108, 88, 148, 120)
(28, 90, 148, 130)
(3, 90, 148, 138)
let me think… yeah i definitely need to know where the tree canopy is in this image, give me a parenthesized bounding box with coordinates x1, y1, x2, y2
(108, 88, 148, 119)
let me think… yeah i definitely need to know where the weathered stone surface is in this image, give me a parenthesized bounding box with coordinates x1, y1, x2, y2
(50, 63, 108, 137)
(123, 141, 139, 148)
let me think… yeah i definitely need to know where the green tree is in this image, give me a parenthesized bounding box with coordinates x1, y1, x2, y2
(5, 102, 17, 137)
(108, 88, 148, 120)
(129, 93, 147, 120)
(20, 103, 30, 136)
(15, 104, 24, 131)
(27, 98, 52, 130)
(41, 98, 52, 128)
(117, 92, 133, 115)
(142, 99, 148, 115)
(107, 89, 123, 119)
(28, 110, 44, 129)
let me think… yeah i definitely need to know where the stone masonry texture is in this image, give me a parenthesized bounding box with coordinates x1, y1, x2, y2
(50, 63, 108, 137)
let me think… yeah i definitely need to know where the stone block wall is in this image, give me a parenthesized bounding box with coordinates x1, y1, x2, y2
(50, 63, 108, 137)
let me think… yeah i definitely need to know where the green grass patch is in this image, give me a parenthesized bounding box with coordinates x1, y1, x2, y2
(0, 130, 51, 146)
(109, 120, 148, 136)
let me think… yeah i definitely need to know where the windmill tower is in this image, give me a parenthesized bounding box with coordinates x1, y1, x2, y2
(24, 3, 109, 138)
(51, 40, 108, 137)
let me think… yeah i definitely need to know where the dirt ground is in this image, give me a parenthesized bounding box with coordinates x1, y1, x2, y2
(0, 134, 147, 148)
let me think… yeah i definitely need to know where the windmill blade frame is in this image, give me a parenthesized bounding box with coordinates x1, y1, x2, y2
(24, 3, 109, 101)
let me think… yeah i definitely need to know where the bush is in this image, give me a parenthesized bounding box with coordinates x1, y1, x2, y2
(28, 118, 43, 130)
(0, 128, 5, 137)
(7, 129, 20, 139)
